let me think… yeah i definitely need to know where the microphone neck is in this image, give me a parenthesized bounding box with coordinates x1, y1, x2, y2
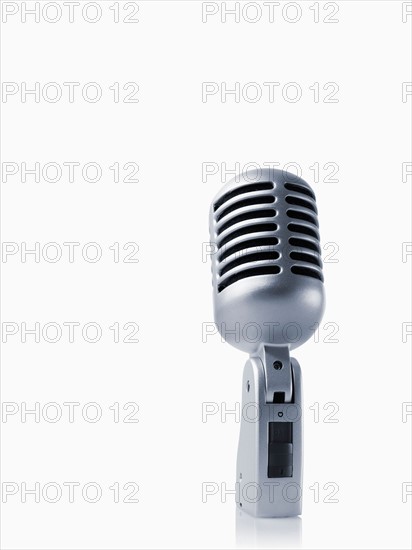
(254, 344, 293, 404)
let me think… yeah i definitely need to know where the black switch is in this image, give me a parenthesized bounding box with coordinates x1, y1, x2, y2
(268, 422, 293, 478)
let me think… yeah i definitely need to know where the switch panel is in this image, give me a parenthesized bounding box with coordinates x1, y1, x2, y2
(268, 422, 293, 478)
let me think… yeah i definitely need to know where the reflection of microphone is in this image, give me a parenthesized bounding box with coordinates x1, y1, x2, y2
(209, 168, 325, 517)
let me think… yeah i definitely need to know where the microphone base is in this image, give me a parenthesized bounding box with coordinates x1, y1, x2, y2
(236, 347, 303, 517)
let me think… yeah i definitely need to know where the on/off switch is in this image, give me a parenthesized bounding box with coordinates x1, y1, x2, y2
(268, 422, 293, 478)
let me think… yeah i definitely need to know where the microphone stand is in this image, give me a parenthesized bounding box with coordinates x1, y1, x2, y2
(236, 344, 303, 517)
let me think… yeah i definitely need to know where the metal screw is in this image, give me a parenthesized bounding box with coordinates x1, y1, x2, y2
(273, 361, 283, 370)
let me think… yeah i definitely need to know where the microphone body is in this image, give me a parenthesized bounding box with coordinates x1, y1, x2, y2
(209, 168, 325, 517)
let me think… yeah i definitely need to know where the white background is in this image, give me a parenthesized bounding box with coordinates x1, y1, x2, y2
(1, 1, 411, 549)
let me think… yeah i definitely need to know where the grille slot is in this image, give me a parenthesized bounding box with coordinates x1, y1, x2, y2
(219, 223, 278, 249)
(284, 182, 316, 200)
(287, 223, 319, 239)
(286, 195, 317, 214)
(219, 237, 279, 263)
(288, 237, 320, 254)
(291, 265, 323, 282)
(290, 251, 322, 268)
(219, 251, 280, 277)
(218, 265, 281, 293)
(287, 209, 318, 227)
(214, 182, 274, 212)
(216, 195, 275, 222)
(217, 209, 276, 236)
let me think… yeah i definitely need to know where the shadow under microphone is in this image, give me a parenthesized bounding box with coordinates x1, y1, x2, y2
(209, 168, 325, 517)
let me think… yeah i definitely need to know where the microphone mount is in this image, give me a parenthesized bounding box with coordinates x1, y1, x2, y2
(236, 345, 303, 517)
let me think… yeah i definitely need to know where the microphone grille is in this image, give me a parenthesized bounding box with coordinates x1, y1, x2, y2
(211, 174, 324, 294)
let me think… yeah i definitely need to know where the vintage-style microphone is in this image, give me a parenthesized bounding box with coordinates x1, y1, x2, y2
(209, 168, 325, 517)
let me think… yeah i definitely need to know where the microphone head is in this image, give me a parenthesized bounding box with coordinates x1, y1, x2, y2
(209, 168, 325, 354)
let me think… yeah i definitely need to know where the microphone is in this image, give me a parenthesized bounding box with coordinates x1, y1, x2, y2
(209, 168, 325, 517)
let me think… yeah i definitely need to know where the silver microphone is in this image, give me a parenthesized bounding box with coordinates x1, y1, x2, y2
(209, 168, 325, 517)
